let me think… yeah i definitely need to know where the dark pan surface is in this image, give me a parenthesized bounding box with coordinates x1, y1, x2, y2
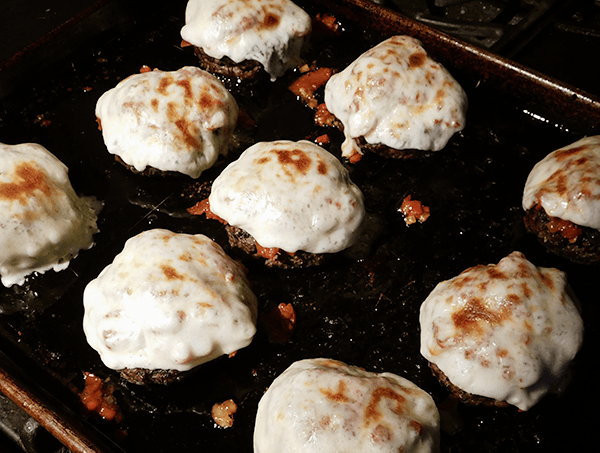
(0, 0, 598, 451)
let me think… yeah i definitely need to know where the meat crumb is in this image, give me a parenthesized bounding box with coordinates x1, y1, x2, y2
(264, 303, 297, 343)
(79, 372, 122, 422)
(211, 399, 238, 428)
(314, 103, 337, 127)
(289, 67, 333, 108)
(400, 195, 430, 225)
(313, 13, 342, 35)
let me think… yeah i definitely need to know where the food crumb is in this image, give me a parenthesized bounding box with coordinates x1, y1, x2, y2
(212, 399, 238, 428)
(263, 302, 297, 343)
(315, 134, 330, 145)
(400, 195, 430, 225)
(289, 67, 333, 109)
(79, 372, 122, 422)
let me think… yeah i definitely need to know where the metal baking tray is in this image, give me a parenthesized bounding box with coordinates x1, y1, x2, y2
(0, 0, 599, 451)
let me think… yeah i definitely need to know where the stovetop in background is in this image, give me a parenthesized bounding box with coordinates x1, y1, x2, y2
(0, 0, 598, 452)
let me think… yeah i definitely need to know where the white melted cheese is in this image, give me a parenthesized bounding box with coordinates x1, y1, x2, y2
(95, 66, 239, 178)
(254, 358, 440, 453)
(180, 0, 311, 80)
(522, 135, 600, 230)
(209, 140, 366, 254)
(419, 251, 584, 411)
(324, 35, 468, 159)
(0, 143, 98, 287)
(82, 229, 257, 372)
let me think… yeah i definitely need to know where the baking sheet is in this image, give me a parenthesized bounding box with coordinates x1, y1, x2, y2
(0, 0, 598, 451)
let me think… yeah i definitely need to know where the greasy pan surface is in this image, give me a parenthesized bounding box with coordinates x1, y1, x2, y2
(0, 0, 598, 451)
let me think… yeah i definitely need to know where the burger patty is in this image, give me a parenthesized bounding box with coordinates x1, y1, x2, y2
(524, 207, 600, 265)
(114, 155, 182, 178)
(193, 46, 265, 80)
(355, 136, 431, 160)
(225, 225, 325, 269)
(119, 368, 183, 386)
(428, 362, 509, 408)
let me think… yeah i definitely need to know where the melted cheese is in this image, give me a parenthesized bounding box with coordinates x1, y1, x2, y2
(324, 35, 467, 159)
(180, 0, 311, 80)
(522, 135, 600, 230)
(0, 143, 98, 287)
(419, 251, 583, 411)
(82, 229, 257, 372)
(254, 358, 440, 453)
(209, 140, 365, 254)
(95, 66, 239, 178)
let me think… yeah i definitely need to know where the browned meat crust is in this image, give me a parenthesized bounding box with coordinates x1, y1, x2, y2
(225, 224, 325, 269)
(355, 136, 430, 160)
(114, 155, 182, 178)
(524, 207, 600, 265)
(193, 46, 266, 80)
(119, 368, 183, 386)
(429, 362, 509, 408)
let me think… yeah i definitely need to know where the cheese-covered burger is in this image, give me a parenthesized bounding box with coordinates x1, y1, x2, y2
(180, 0, 312, 81)
(82, 229, 258, 385)
(324, 35, 468, 162)
(188, 140, 366, 268)
(419, 251, 584, 411)
(522, 135, 600, 264)
(254, 358, 440, 453)
(0, 142, 98, 287)
(95, 66, 239, 178)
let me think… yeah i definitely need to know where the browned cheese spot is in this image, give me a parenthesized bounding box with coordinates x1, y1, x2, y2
(319, 415, 332, 428)
(452, 296, 512, 337)
(260, 8, 281, 29)
(316, 155, 328, 175)
(319, 379, 350, 403)
(176, 79, 194, 105)
(539, 271, 555, 291)
(364, 387, 406, 426)
(198, 89, 221, 111)
(486, 267, 508, 280)
(167, 102, 202, 150)
(506, 293, 521, 304)
(520, 281, 532, 299)
(408, 52, 427, 68)
(0, 162, 53, 205)
(554, 145, 588, 162)
(272, 148, 312, 176)
(256, 156, 271, 165)
(434, 88, 446, 106)
(497, 348, 509, 358)
(371, 424, 392, 444)
(157, 75, 175, 96)
(516, 262, 533, 280)
(179, 253, 192, 262)
(409, 419, 425, 436)
(161, 264, 186, 281)
(450, 267, 484, 289)
(122, 101, 145, 115)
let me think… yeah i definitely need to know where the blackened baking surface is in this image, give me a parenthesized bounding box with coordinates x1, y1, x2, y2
(0, 0, 598, 452)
